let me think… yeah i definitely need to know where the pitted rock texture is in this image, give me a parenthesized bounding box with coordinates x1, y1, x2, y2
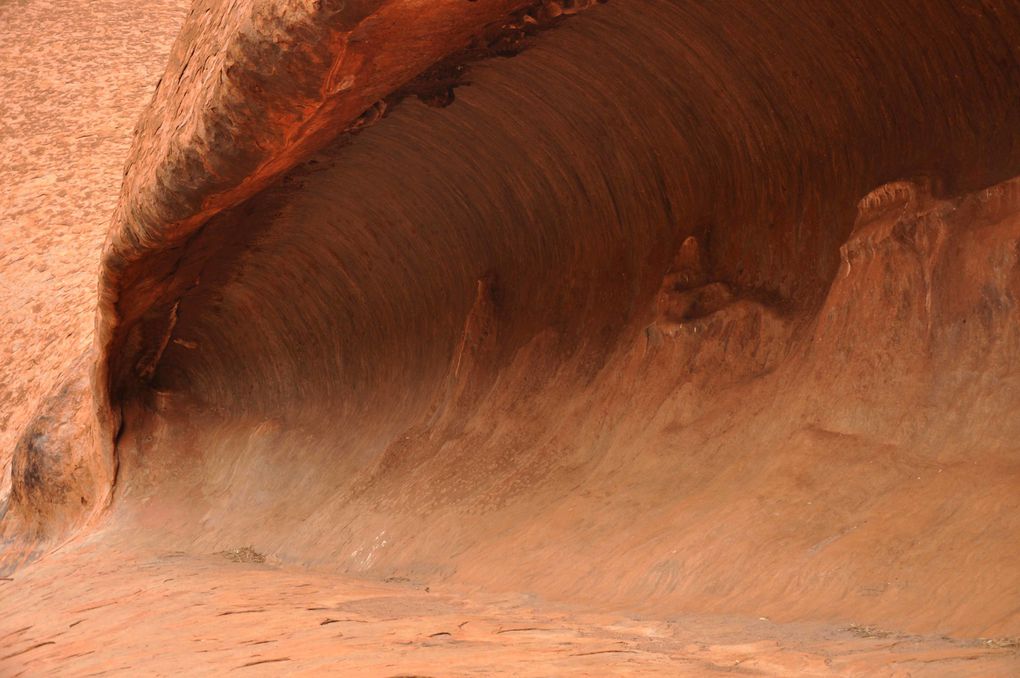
(2, 0, 1020, 674)
(0, 0, 190, 519)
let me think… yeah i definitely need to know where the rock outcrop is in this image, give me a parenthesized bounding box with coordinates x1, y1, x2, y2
(4, 0, 1020, 648)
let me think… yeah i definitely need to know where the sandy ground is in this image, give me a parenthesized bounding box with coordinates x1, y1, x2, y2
(2, 538, 1017, 677)
(0, 0, 190, 496)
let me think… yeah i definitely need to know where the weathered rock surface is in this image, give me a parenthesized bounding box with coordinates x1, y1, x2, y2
(3, 0, 1020, 674)
(0, 0, 191, 524)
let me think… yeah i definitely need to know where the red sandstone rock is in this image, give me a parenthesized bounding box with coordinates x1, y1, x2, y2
(3, 0, 1020, 674)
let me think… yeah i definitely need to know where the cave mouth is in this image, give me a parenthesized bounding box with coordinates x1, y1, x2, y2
(5, 0, 1020, 643)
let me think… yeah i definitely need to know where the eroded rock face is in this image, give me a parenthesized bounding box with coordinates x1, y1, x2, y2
(2, 353, 106, 571)
(4, 0, 1020, 641)
(96, 0, 555, 409)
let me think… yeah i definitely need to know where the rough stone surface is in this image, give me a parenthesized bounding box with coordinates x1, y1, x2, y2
(2, 0, 1020, 674)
